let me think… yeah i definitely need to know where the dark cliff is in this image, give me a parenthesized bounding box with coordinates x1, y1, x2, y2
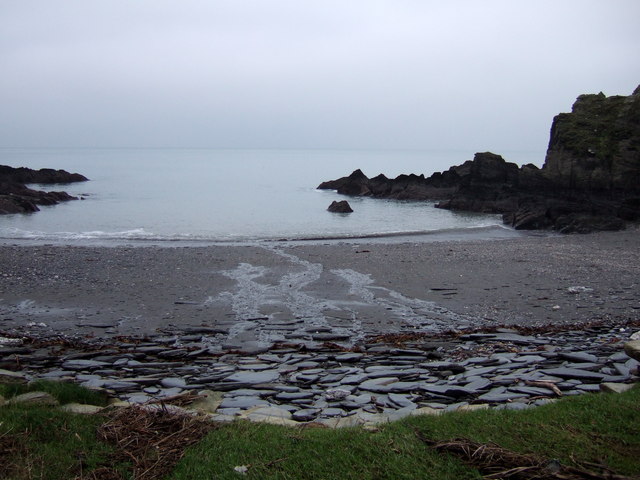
(318, 86, 640, 233)
(543, 86, 640, 194)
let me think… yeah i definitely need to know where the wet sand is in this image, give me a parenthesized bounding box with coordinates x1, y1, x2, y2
(1, 229, 639, 349)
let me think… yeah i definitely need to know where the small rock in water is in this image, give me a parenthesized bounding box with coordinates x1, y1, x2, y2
(327, 200, 353, 213)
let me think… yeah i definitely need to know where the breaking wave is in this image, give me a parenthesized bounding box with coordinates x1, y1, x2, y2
(0, 223, 526, 247)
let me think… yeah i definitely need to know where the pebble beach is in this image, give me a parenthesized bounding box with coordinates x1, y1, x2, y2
(1, 229, 639, 425)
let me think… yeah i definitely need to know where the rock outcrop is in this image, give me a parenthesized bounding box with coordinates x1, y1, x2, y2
(0, 165, 88, 214)
(544, 86, 640, 194)
(318, 86, 640, 233)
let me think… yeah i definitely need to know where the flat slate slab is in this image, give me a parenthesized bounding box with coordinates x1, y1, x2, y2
(62, 359, 110, 370)
(358, 377, 400, 393)
(220, 396, 269, 409)
(541, 367, 605, 382)
(478, 391, 528, 402)
(559, 351, 598, 363)
(224, 370, 280, 384)
(420, 384, 475, 398)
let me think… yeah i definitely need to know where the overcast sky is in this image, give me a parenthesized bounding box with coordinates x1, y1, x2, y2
(1, 1, 639, 154)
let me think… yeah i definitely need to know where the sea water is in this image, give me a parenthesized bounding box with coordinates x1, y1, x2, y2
(0, 148, 544, 245)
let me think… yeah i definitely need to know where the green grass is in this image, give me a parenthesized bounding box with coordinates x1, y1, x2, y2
(1, 382, 639, 479)
(0, 379, 109, 407)
(172, 387, 640, 480)
(0, 380, 117, 479)
(172, 421, 475, 480)
(409, 390, 640, 474)
(0, 405, 118, 480)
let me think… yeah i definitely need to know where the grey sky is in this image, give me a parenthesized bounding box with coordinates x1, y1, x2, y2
(1, 1, 639, 155)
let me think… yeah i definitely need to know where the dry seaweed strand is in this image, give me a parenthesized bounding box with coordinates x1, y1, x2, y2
(365, 317, 640, 347)
(368, 332, 430, 345)
(145, 391, 201, 408)
(82, 405, 217, 480)
(417, 434, 637, 480)
(522, 380, 563, 397)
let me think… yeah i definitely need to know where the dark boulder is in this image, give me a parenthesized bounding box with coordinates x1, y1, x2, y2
(503, 206, 552, 230)
(328, 200, 354, 213)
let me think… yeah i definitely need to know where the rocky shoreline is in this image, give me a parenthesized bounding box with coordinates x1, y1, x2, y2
(2, 320, 639, 426)
(0, 165, 88, 214)
(318, 86, 640, 233)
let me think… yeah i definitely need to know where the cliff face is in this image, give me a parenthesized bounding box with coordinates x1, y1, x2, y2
(318, 85, 640, 233)
(543, 86, 640, 194)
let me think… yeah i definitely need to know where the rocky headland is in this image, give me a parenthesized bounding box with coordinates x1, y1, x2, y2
(0, 165, 88, 214)
(318, 85, 640, 233)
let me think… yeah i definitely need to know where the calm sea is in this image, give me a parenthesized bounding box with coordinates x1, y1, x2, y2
(0, 148, 544, 245)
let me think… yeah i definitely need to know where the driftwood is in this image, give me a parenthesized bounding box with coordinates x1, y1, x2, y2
(418, 435, 635, 480)
(523, 379, 563, 396)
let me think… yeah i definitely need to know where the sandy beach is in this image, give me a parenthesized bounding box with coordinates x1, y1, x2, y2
(1, 229, 638, 349)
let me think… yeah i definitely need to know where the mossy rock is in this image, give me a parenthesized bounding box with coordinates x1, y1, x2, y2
(544, 86, 640, 192)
